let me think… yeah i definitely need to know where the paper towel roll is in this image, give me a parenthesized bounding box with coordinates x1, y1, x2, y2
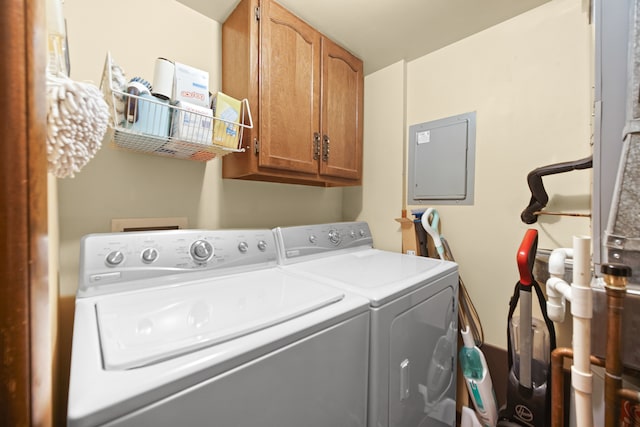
(152, 57, 174, 100)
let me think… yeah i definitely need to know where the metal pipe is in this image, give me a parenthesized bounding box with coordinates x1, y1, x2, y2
(551, 260, 635, 427)
(551, 348, 605, 427)
(551, 347, 573, 427)
(605, 286, 624, 427)
(533, 211, 591, 218)
(602, 263, 632, 427)
(547, 236, 593, 427)
(618, 388, 640, 404)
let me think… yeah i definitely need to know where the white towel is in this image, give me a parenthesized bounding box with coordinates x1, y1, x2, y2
(46, 73, 109, 178)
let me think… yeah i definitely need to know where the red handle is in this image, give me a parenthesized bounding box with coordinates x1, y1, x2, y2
(517, 229, 538, 286)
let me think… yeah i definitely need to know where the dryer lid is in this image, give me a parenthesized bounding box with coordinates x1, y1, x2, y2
(95, 269, 344, 370)
(286, 249, 457, 306)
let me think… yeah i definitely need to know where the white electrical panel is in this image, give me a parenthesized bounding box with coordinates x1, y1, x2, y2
(408, 112, 476, 205)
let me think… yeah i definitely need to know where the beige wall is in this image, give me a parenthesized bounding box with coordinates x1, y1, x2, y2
(59, 0, 592, 346)
(343, 60, 406, 252)
(58, 0, 344, 297)
(352, 0, 592, 348)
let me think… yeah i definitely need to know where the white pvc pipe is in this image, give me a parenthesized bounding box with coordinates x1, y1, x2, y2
(549, 248, 573, 277)
(544, 237, 593, 427)
(571, 235, 593, 427)
(546, 277, 571, 322)
(546, 248, 573, 322)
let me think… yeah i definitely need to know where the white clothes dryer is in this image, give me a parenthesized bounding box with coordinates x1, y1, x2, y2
(67, 229, 370, 427)
(274, 222, 459, 427)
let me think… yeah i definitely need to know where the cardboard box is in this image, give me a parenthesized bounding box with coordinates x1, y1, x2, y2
(170, 100, 213, 145)
(395, 217, 419, 255)
(212, 92, 242, 148)
(173, 62, 209, 108)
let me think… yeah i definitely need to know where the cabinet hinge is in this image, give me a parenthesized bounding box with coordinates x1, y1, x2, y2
(254, 6, 260, 21)
(254, 138, 260, 155)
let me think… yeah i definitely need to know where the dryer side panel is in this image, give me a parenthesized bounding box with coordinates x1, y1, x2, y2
(388, 286, 457, 427)
(367, 270, 458, 427)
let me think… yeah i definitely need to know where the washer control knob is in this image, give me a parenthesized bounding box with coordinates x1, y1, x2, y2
(309, 235, 317, 244)
(238, 241, 249, 253)
(141, 248, 158, 264)
(350, 230, 356, 239)
(328, 230, 341, 245)
(359, 229, 366, 237)
(105, 251, 124, 267)
(257, 240, 268, 252)
(190, 240, 213, 263)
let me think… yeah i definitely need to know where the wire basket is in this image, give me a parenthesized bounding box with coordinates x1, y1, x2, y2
(100, 52, 251, 161)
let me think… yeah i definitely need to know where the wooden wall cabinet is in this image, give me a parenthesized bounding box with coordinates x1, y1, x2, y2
(222, 0, 364, 186)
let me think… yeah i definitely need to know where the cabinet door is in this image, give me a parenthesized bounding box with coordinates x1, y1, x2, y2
(320, 38, 363, 181)
(259, 0, 320, 174)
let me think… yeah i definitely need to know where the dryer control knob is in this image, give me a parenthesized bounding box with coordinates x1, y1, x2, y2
(309, 235, 317, 244)
(238, 241, 249, 253)
(190, 240, 213, 263)
(105, 250, 124, 267)
(257, 240, 268, 252)
(141, 248, 158, 264)
(359, 229, 366, 237)
(350, 230, 356, 239)
(328, 230, 341, 245)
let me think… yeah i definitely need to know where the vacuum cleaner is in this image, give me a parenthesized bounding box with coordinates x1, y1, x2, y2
(498, 229, 556, 427)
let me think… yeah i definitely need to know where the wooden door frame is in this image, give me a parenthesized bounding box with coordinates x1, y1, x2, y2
(0, 0, 51, 426)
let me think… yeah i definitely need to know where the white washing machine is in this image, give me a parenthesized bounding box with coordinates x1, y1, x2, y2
(274, 222, 459, 427)
(67, 228, 370, 427)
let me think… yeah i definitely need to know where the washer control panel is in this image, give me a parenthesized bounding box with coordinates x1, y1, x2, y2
(78, 229, 276, 297)
(274, 221, 373, 262)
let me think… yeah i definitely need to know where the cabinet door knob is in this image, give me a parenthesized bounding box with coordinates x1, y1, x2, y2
(322, 134, 330, 161)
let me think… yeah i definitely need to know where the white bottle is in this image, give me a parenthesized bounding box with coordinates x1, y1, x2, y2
(459, 326, 499, 427)
(461, 406, 483, 427)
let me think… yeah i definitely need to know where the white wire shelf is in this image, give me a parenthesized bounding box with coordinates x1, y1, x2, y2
(100, 52, 251, 161)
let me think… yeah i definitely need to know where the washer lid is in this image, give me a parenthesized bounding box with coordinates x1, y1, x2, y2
(95, 269, 344, 370)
